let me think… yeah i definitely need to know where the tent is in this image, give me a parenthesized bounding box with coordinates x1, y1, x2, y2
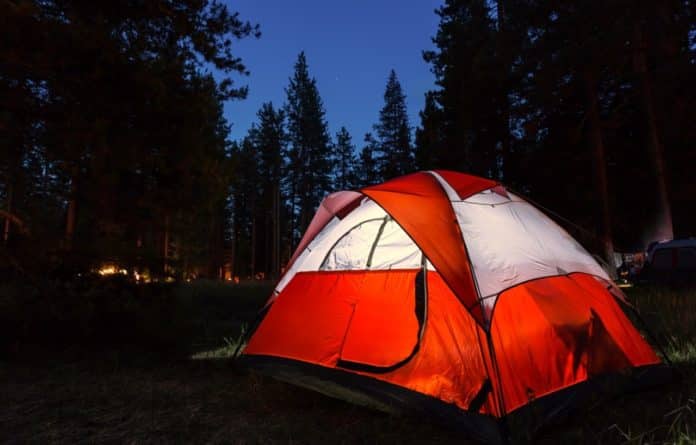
(238, 170, 671, 443)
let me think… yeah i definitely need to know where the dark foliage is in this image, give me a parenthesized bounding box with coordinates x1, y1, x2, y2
(2, 0, 693, 288)
(333, 127, 359, 190)
(372, 70, 414, 180)
(0, 276, 194, 354)
(284, 52, 334, 245)
(417, 0, 695, 250)
(0, 0, 258, 278)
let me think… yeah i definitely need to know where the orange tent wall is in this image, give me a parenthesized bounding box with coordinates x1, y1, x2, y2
(244, 269, 662, 418)
(366, 272, 499, 415)
(244, 270, 500, 415)
(489, 273, 661, 414)
(246, 270, 421, 367)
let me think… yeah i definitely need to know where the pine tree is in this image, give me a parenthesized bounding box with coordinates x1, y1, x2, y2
(0, 0, 257, 275)
(284, 52, 333, 244)
(247, 102, 286, 277)
(423, 0, 501, 177)
(357, 133, 380, 186)
(373, 70, 413, 179)
(414, 91, 444, 170)
(229, 137, 259, 278)
(333, 127, 358, 190)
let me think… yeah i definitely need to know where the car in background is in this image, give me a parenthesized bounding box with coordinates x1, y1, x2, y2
(640, 238, 696, 285)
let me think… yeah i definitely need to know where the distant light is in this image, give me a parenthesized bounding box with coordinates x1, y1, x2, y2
(98, 265, 118, 276)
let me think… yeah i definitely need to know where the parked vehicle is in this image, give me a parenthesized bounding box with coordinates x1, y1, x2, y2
(640, 238, 696, 285)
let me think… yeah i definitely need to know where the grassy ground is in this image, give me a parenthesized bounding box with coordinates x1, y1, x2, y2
(532, 285, 696, 445)
(1, 281, 694, 444)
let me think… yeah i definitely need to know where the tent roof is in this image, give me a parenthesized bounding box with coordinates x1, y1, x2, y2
(362, 171, 497, 323)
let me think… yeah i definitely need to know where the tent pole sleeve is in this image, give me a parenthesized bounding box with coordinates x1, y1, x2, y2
(366, 216, 389, 268)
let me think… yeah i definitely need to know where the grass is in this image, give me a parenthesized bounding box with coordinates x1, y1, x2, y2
(631, 286, 696, 367)
(1, 358, 464, 444)
(532, 285, 696, 444)
(1, 281, 694, 444)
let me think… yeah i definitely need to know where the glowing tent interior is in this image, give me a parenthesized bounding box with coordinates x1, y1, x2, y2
(238, 170, 671, 443)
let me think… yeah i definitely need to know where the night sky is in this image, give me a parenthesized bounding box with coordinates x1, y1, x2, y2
(222, 0, 443, 143)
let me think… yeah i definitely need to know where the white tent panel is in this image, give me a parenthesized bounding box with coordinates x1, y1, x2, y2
(275, 246, 311, 294)
(305, 199, 386, 269)
(454, 192, 608, 313)
(275, 215, 343, 291)
(275, 199, 388, 292)
(323, 219, 384, 270)
(461, 188, 519, 205)
(369, 219, 422, 269)
(276, 197, 427, 289)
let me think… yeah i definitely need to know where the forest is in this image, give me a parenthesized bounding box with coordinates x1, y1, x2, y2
(2, 2, 695, 443)
(1, 0, 695, 283)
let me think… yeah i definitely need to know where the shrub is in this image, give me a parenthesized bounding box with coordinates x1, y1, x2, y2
(0, 276, 195, 355)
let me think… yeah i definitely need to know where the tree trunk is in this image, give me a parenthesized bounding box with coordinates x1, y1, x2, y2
(209, 209, 223, 280)
(273, 182, 281, 278)
(496, 0, 511, 182)
(290, 174, 297, 248)
(231, 210, 238, 279)
(64, 172, 78, 251)
(163, 214, 169, 276)
(250, 212, 256, 278)
(3, 182, 13, 244)
(583, 69, 616, 276)
(633, 22, 673, 243)
(264, 200, 271, 278)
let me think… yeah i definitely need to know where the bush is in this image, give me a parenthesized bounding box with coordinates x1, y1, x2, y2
(0, 275, 273, 358)
(0, 276, 195, 355)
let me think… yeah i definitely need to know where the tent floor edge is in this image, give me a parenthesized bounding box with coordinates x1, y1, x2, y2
(505, 363, 675, 441)
(238, 354, 506, 445)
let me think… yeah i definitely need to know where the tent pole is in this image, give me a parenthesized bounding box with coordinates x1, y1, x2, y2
(484, 327, 512, 443)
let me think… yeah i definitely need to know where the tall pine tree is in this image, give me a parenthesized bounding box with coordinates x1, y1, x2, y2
(248, 102, 286, 277)
(284, 52, 333, 244)
(414, 91, 444, 170)
(332, 127, 358, 190)
(358, 133, 380, 186)
(373, 70, 413, 180)
(423, 0, 502, 177)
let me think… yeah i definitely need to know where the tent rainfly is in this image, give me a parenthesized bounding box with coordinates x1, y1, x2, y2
(238, 170, 671, 443)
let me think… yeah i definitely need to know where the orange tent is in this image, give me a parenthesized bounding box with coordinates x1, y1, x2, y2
(239, 171, 671, 443)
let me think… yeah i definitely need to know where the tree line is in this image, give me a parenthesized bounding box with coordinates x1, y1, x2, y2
(1, 0, 258, 279)
(415, 0, 694, 263)
(1, 0, 694, 282)
(0, 1, 416, 281)
(232, 0, 695, 279)
(229, 55, 415, 279)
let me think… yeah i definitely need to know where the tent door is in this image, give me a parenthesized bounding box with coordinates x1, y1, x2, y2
(337, 268, 426, 373)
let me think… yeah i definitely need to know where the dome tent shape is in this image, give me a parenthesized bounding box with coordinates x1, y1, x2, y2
(239, 171, 670, 443)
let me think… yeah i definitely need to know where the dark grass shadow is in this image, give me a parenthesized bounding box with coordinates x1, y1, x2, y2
(0, 277, 272, 363)
(1, 280, 694, 444)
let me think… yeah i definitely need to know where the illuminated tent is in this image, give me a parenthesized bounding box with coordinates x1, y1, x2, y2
(239, 171, 669, 443)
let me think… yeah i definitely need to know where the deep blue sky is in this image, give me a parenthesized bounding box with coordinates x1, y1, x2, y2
(222, 0, 443, 145)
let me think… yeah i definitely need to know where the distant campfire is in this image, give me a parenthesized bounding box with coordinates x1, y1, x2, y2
(96, 264, 128, 277)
